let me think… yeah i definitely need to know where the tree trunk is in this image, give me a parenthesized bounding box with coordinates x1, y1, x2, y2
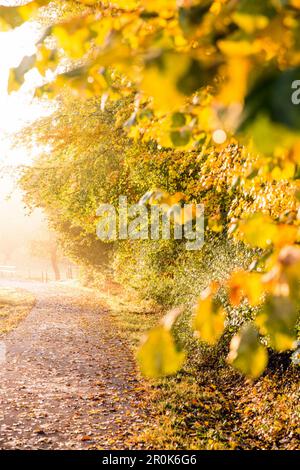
(50, 243, 60, 281)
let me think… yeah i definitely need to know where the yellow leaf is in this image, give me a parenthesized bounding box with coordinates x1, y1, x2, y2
(237, 213, 278, 249)
(218, 58, 250, 105)
(271, 162, 295, 180)
(232, 13, 269, 34)
(137, 326, 185, 378)
(228, 270, 264, 306)
(218, 39, 261, 57)
(193, 287, 225, 345)
(228, 324, 268, 379)
(140, 0, 176, 11)
(141, 53, 190, 114)
(273, 225, 298, 249)
(53, 25, 91, 59)
(290, 0, 300, 8)
(18, 1, 49, 21)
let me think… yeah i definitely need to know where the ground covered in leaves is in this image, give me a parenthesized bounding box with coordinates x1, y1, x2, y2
(0, 280, 151, 450)
(98, 284, 300, 450)
(144, 363, 299, 450)
(0, 279, 298, 450)
(0, 287, 35, 336)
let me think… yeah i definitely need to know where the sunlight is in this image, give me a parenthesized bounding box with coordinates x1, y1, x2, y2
(0, 21, 46, 132)
(0, 1, 299, 454)
(0, 20, 53, 198)
(0, 19, 51, 283)
(0, 22, 50, 233)
(0, 22, 37, 71)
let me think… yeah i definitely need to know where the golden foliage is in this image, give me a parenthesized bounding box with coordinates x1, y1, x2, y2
(7, 0, 300, 378)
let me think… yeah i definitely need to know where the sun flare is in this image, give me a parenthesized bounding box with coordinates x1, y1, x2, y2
(0, 20, 52, 194)
(0, 22, 49, 174)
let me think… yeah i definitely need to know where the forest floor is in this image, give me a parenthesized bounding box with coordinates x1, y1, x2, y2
(96, 283, 300, 450)
(0, 279, 152, 450)
(0, 279, 299, 450)
(0, 286, 35, 336)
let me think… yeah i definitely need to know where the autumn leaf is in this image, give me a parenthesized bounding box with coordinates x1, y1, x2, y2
(237, 213, 278, 249)
(141, 53, 190, 114)
(193, 285, 225, 345)
(228, 270, 264, 306)
(256, 296, 299, 352)
(137, 326, 185, 378)
(228, 324, 268, 379)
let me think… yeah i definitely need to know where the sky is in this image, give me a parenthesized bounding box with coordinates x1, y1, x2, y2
(0, 20, 48, 169)
(0, 19, 51, 268)
(0, 17, 55, 194)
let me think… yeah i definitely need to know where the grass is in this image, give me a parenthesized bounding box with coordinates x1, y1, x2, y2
(93, 280, 300, 450)
(139, 359, 300, 450)
(0, 287, 36, 335)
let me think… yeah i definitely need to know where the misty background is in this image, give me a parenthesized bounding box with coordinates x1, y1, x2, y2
(0, 23, 76, 282)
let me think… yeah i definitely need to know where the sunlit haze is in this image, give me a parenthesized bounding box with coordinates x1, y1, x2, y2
(0, 19, 54, 277)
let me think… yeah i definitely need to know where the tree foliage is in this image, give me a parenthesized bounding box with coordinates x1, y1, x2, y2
(4, 0, 300, 377)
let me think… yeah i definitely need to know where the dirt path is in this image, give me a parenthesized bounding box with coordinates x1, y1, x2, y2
(0, 280, 148, 449)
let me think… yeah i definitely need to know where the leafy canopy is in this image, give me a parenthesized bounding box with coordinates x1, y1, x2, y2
(4, 0, 300, 377)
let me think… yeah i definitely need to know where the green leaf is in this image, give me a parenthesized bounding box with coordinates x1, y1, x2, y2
(233, 0, 276, 33)
(170, 129, 191, 146)
(256, 296, 299, 351)
(228, 324, 268, 378)
(239, 68, 300, 153)
(137, 326, 185, 378)
(178, 2, 212, 35)
(171, 112, 186, 128)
